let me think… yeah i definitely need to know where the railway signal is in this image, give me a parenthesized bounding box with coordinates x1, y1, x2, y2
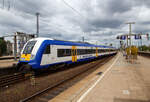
(121, 35, 126, 40)
(135, 34, 141, 40)
(139, 35, 142, 39)
(116, 35, 126, 40)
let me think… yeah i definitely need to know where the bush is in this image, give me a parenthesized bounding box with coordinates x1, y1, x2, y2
(138, 45, 150, 52)
(0, 39, 7, 56)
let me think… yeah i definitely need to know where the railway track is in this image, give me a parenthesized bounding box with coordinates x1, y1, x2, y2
(0, 56, 110, 89)
(0, 67, 18, 77)
(0, 72, 25, 88)
(19, 55, 115, 102)
(0, 56, 19, 60)
(138, 51, 150, 58)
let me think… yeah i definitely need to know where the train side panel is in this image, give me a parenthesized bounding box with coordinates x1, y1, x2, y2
(40, 44, 117, 69)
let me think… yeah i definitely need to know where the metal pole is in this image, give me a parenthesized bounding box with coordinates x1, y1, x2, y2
(126, 22, 135, 47)
(8, 0, 10, 11)
(126, 22, 135, 60)
(36, 12, 40, 37)
(126, 35, 128, 47)
(82, 36, 84, 42)
(3, 0, 4, 9)
(14, 32, 17, 61)
(129, 24, 132, 47)
(140, 34, 142, 50)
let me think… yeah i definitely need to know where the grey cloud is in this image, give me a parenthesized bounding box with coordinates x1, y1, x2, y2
(90, 19, 122, 29)
(107, 0, 131, 13)
(41, 33, 62, 38)
(14, 0, 45, 15)
(81, 18, 122, 33)
(94, 0, 132, 16)
(132, 0, 150, 8)
(0, 0, 150, 46)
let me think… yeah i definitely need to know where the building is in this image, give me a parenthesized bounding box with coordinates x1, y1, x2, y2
(6, 41, 13, 55)
(13, 32, 35, 56)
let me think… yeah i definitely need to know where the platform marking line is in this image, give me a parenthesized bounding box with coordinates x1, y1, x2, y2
(77, 54, 120, 102)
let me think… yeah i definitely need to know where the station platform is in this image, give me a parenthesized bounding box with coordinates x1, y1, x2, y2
(0, 55, 19, 60)
(49, 53, 150, 102)
(0, 59, 18, 69)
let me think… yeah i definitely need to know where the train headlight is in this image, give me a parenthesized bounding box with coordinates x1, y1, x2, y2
(30, 54, 35, 60)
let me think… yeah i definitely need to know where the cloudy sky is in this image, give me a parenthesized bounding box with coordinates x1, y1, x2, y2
(0, 0, 150, 47)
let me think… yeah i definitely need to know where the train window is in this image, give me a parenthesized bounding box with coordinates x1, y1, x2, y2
(82, 49, 86, 54)
(104, 49, 106, 52)
(57, 49, 64, 57)
(77, 49, 97, 55)
(77, 49, 85, 55)
(57, 49, 71, 57)
(97, 49, 106, 53)
(44, 45, 51, 54)
(64, 49, 71, 56)
(23, 41, 37, 54)
(77, 49, 80, 55)
(93, 49, 96, 53)
(105, 49, 109, 52)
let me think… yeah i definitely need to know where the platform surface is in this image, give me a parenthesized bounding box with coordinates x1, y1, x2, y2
(0, 59, 18, 68)
(49, 53, 150, 102)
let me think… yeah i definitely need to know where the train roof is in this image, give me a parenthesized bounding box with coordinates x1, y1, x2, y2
(31, 37, 116, 49)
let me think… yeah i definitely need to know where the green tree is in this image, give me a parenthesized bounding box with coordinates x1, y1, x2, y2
(0, 38, 7, 56)
(138, 45, 150, 52)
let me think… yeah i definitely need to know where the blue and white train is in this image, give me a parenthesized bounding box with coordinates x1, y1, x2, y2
(18, 37, 117, 71)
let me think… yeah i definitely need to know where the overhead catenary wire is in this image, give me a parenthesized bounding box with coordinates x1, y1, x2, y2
(61, 0, 85, 18)
(61, 0, 92, 43)
(39, 18, 68, 34)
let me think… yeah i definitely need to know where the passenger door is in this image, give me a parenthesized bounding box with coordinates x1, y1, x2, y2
(96, 47, 98, 57)
(72, 46, 77, 62)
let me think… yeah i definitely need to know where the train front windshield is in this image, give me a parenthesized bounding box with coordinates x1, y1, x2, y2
(23, 41, 37, 54)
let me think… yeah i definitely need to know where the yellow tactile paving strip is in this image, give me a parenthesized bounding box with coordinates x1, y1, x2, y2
(49, 53, 150, 102)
